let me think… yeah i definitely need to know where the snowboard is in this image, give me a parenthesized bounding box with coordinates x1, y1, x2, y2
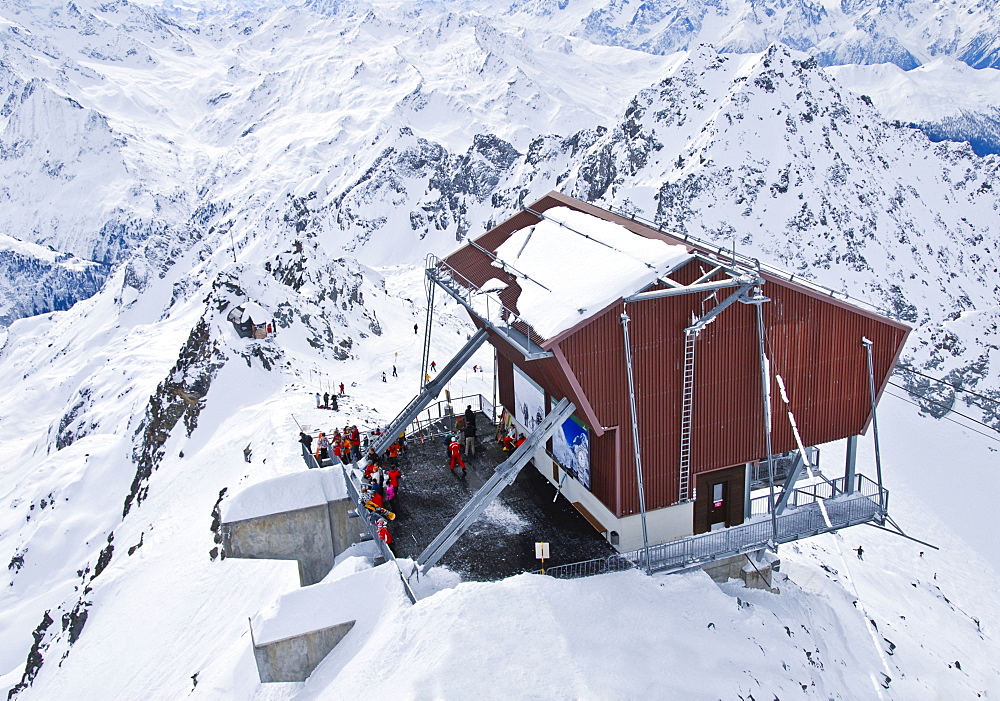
(364, 500, 396, 520)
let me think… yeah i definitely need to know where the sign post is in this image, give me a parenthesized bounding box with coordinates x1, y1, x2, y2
(535, 542, 550, 575)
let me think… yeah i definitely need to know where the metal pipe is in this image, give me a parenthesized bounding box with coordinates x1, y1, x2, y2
(862, 337, 885, 510)
(753, 291, 778, 544)
(620, 307, 651, 574)
(625, 277, 748, 302)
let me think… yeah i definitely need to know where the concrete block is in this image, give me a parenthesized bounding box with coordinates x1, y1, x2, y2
(740, 550, 781, 592)
(222, 497, 365, 586)
(253, 620, 356, 683)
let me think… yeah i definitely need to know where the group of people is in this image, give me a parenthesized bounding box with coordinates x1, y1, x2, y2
(359, 439, 406, 550)
(501, 429, 526, 452)
(301, 424, 364, 469)
(315, 383, 346, 410)
(298, 400, 525, 557)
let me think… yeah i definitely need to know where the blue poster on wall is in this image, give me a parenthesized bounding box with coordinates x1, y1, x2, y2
(552, 414, 591, 490)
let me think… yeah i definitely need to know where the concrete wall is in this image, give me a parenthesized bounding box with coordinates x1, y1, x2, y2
(253, 621, 356, 683)
(222, 497, 365, 587)
(532, 451, 694, 553)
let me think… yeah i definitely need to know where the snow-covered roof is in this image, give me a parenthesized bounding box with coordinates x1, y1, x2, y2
(241, 301, 269, 325)
(491, 207, 690, 339)
(221, 468, 347, 523)
(251, 558, 403, 646)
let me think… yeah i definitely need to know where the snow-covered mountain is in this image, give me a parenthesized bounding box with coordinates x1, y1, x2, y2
(829, 59, 1000, 156)
(2, 0, 1000, 698)
(502, 0, 1000, 70)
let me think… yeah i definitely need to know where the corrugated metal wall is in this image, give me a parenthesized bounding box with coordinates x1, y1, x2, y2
(559, 259, 908, 518)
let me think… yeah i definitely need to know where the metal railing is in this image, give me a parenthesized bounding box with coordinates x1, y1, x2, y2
(427, 255, 549, 352)
(341, 465, 418, 605)
(407, 394, 495, 440)
(538, 479, 886, 579)
(750, 473, 887, 517)
(537, 553, 637, 579)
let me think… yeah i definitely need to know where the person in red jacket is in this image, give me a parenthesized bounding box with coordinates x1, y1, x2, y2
(387, 465, 401, 487)
(377, 519, 392, 547)
(447, 435, 466, 475)
(502, 432, 514, 452)
(515, 433, 526, 448)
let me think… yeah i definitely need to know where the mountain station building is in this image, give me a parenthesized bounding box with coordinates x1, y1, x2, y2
(430, 191, 909, 553)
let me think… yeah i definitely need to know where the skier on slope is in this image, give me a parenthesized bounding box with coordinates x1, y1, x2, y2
(447, 434, 467, 476)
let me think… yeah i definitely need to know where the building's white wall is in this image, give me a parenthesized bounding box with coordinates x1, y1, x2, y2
(531, 450, 694, 553)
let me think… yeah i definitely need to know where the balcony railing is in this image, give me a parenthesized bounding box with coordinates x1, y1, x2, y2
(541, 474, 886, 579)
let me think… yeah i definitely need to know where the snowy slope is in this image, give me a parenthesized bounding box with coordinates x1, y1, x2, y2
(1, 0, 1000, 698)
(503, 0, 1000, 70)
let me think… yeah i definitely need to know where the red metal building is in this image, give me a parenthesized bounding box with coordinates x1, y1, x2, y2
(433, 192, 909, 551)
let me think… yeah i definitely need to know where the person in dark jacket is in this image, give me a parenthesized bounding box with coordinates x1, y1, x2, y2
(299, 431, 313, 451)
(464, 405, 476, 429)
(464, 420, 477, 457)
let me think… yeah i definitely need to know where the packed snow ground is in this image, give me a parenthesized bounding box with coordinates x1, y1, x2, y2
(2, 264, 998, 699)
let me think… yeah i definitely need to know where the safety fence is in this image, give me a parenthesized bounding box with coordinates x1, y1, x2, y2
(341, 465, 419, 605)
(406, 394, 496, 440)
(749, 473, 887, 517)
(539, 485, 885, 579)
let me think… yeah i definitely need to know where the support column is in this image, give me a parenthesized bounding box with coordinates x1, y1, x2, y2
(751, 288, 778, 544)
(844, 435, 858, 494)
(862, 337, 885, 509)
(620, 308, 651, 575)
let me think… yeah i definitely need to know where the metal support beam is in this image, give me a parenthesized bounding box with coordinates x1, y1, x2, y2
(371, 329, 489, 457)
(773, 452, 806, 515)
(626, 277, 754, 303)
(421, 264, 436, 389)
(751, 288, 779, 544)
(686, 284, 755, 334)
(844, 435, 858, 494)
(862, 337, 886, 510)
(415, 399, 576, 571)
(620, 309, 651, 574)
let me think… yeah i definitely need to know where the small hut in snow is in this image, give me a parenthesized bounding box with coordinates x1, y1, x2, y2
(228, 302, 272, 339)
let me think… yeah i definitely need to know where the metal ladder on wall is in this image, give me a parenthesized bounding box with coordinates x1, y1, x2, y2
(678, 329, 698, 502)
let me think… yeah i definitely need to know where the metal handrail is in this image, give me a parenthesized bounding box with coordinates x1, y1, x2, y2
(603, 204, 893, 318)
(540, 485, 886, 579)
(427, 255, 548, 349)
(750, 473, 887, 516)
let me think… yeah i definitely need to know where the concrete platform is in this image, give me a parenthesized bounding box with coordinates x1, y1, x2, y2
(386, 418, 614, 581)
